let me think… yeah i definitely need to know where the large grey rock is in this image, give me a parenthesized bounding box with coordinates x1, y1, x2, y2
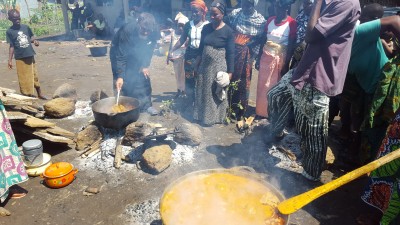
(44, 98, 75, 118)
(53, 83, 77, 102)
(123, 122, 153, 145)
(76, 124, 102, 151)
(173, 123, 202, 146)
(142, 144, 172, 173)
(90, 89, 108, 103)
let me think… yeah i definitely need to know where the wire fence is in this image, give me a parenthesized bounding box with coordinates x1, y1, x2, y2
(0, 3, 65, 41)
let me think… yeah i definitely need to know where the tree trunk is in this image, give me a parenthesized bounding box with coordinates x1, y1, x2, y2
(23, 0, 31, 19)
(60, 0, 71, 34)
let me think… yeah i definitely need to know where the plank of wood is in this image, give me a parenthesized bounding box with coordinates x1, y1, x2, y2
(21, 105, 39, 115)
(32, 131, 74, 145)
(7, 111, 28, 121)
(114, 138, 123, 169)
(24, 116, 55, 128)
(11, 123, 74, 145)
(6, 93, 38, 101)
(46, 127, 75, 139)
(0, 96, 33, 107)
(0, 87, 16, 94)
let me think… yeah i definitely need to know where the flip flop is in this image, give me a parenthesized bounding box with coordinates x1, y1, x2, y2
(9, 185, 28, 199)
(0, 207, 11, 216)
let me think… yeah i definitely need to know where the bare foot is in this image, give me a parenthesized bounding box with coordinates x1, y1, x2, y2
(0, 207, 10, 216)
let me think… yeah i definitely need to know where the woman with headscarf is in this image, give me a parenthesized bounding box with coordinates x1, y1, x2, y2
(255, 0, 296, 118)
(225, 0, 266, 129)
(112, 12, 160, 115)
(193, 0, 235, 126)
(168, 0, 209, 104)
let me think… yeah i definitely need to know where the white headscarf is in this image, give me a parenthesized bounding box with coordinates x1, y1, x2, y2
(175, 12, 189, 25)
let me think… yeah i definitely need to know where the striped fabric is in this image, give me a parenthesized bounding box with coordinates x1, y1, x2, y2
(226, 8, 265, 37)
(267, 69, 294, 136)
(289, 83, 330, 180)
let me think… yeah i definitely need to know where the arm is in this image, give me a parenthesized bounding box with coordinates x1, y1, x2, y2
(170, 23, 189, 53)
(115, 36, 129, 90)
(225, 28, 235, 78)
(380, 15, 400, 42)
(195, 26, 207, 73)
(304, 0, 323, 43)
(141, 37, 157, 78)
(282, 19, 297, 76)
(8, 46, 14, 69)
(28, 26, 39, 46)
(381, 38, 394, 58)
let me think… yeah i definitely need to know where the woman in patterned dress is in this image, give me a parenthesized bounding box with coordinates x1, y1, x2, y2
(0, 100, 28, 216)
(358, 107, 400, 225)
(193, 0, 235, 126)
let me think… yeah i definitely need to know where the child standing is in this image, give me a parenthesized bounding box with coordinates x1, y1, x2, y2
(7, 9, 47, 99)
(167, 12, 189, 98)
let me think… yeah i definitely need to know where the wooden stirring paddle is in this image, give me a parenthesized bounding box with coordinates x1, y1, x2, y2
(277, 149, 400, 215)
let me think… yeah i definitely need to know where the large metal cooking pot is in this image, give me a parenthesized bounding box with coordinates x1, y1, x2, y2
(160, 168, 289, 225)
(91, 96, 140, 129)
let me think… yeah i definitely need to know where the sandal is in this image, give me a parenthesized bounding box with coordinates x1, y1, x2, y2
(9, 185, 28, 199)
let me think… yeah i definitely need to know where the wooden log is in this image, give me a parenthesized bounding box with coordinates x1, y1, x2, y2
(0, 96, 33, 107)
(80, 138, 102, 157)
(86, 148, 100, 158)
(114, 138, 123, 169)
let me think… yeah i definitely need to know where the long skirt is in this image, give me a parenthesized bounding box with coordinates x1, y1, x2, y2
(361, 108, 400, 225)
(184, 47, 201, 104)
(256, 50, 284, 117)
(0, 100, 28, 202)
(173, 56, 185, 91)
(228, 43, 252, 120)
(194, 46, 228, 125)
(16, 56, 40, 96)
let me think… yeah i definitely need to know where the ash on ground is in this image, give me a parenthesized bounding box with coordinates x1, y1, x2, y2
(266, 129, 303, 173)
(67, 101, 93, 119)
(123, 199, 161, 225)
(76, 131, 198, 173)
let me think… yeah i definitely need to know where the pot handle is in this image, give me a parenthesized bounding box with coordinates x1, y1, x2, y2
(72, 169, 78, 175)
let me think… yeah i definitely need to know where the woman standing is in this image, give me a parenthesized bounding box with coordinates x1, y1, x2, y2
(168, 0, 209, 104)
(0, 100, 28, 216)
(194, 0, 235, 126)
(225, 0, 266, 127)
(255, 0, 296, 118)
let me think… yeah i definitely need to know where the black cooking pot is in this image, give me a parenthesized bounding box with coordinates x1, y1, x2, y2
(91, 96, 140, 129)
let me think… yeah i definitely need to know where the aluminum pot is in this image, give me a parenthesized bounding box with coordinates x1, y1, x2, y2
(41, 162, 78, 189)
(160, 168, 289, 225)
(91, 96, 140, 129)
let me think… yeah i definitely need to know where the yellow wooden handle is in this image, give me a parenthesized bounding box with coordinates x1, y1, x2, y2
(277, 148, 400, 215)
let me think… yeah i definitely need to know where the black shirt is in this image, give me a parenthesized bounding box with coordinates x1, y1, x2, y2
(199, 23, 235, 73)
(6, 24, 35, 59)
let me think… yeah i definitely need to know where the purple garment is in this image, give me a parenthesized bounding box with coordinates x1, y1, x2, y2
(290, 0, 360, 96)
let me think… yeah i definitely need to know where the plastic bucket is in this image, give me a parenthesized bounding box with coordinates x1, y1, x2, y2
(22, 139, 43, 167)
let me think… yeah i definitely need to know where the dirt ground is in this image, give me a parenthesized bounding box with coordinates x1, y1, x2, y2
(0, 37, 374, 225)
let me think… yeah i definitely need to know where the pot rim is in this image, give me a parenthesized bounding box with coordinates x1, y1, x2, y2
(159, 168, 289, 225)
(43, 162, 74, 178)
